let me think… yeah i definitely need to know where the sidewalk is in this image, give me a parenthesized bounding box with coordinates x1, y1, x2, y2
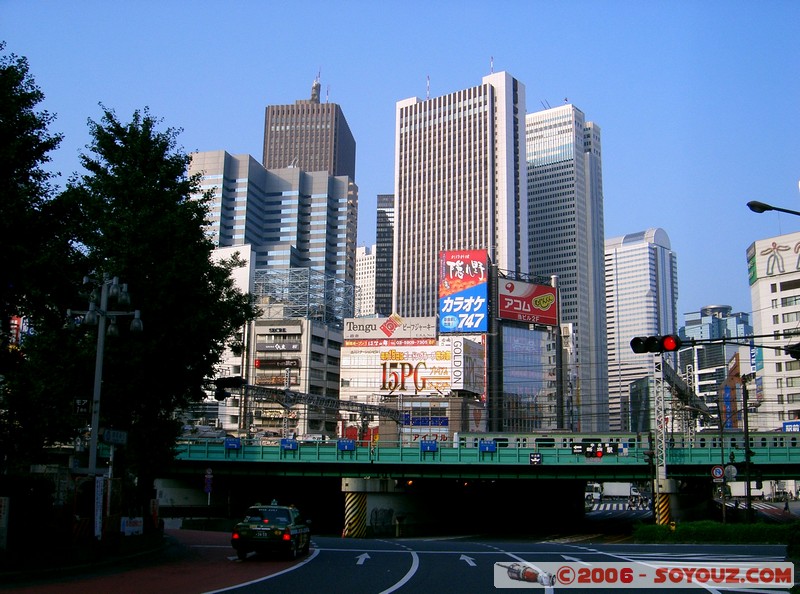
(0, 532, 166, 588)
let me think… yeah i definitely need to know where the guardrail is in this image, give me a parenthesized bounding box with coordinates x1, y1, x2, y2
(174, 438, 800, 467)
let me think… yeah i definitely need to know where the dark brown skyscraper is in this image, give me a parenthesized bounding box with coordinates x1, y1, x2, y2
(263, 79, 356, 179)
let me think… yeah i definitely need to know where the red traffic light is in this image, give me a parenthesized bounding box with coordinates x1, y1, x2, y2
(661, 335, 681, 351)
(630, 335, 683, 354)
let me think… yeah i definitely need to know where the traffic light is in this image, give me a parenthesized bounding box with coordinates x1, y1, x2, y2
(213, 376, 244, 401)
(630, 335, 683, 354)
(584, 443, 618, 458)
(785, 342, 800, 360)
(584, 443, 601, 458)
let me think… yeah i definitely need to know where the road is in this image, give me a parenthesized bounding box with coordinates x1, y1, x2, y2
(2, 528, 792, 594)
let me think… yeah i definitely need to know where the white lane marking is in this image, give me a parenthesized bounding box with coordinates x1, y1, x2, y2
(460, 554, 476, 566)
(203, 547, 320, 594)
(378, 550, 419, 594)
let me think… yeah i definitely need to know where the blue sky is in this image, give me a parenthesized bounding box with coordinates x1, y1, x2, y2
(3, 0, 799, 321)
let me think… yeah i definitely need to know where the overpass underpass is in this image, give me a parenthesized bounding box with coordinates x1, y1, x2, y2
(162, 439, 800, 536)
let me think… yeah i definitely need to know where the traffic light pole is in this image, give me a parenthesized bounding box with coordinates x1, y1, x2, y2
(652, 355, 670, 525)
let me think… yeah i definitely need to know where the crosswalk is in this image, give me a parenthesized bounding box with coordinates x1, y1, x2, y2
(589, 499, 793, 516)
(589, 502, 650, 511)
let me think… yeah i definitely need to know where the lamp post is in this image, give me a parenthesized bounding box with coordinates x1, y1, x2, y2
(69, 275, 143, 473)
(747, 200, 800, 217)
(740, 373, 756, 522)
(69, 275, 142, 540)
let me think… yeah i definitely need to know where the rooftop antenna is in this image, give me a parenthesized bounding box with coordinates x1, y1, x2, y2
(426, 75, 430, 100)
(326, 84, 330, 103)
(564, 97, 569, 103)
(541, 99, 552, 109)
(490, 56, 494, 74)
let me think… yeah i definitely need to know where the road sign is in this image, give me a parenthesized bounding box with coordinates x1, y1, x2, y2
(724, 464, 738, 482)
(711, 465, 724, 479)
(102, 428, 128, 445)
(204, 468, 212, 494)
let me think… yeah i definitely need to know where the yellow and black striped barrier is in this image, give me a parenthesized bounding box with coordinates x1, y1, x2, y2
(654, 492, 671, 525)
(342, 491, 367, 538)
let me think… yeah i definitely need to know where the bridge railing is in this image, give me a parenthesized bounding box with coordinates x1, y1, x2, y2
(175, 437, 800, 467)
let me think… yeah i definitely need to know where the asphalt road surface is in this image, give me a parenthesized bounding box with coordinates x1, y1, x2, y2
(2, 529, 791, 594)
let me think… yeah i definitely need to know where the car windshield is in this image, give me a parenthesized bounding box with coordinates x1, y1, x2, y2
(246, 508, 291, 524)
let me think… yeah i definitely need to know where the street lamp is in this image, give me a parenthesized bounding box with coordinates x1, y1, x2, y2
(69, 275, 143, 475)
(747, 201, 800, 217)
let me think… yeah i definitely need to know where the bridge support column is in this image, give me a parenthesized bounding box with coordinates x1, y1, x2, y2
(341, 478, 391, 538)
(655, 478, 676, 525)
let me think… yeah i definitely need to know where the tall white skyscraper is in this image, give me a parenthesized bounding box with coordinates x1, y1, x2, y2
(393, 71, 528, 317)
(526, 105, 607, 431)
(355, 244, 376, 317)
(605, 228, 679, 431)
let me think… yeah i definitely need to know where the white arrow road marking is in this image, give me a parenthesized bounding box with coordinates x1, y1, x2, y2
(459, 554, 477, 567)
(356, 553, 371, 565)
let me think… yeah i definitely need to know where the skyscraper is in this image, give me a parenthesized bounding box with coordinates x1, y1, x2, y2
(678, 305, 752, 430)
(393, 71, 528, 317)
(527, 104, 607, 431)
(605, 228, 679, 431)
(189, 150, 358, 285)
(355, 244, 376, 317)
(374, 194, 394, 317)
(262, 79, 356, 179)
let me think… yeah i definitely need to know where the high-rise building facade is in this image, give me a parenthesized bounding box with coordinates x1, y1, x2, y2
(262, 79, 356, 179)
(527, 104, 608, 431)
(605, 228, 679, 431)
(355, 245, 376, 317)
(374, 194, 394, 317)
(393, 71, 528, 317)
(189, 150, 358, 285)
(747, 230, 800, 429)
(678, 305, 752, 430)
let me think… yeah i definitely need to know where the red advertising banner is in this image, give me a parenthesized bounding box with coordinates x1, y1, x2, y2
(498, 280, 558, 326)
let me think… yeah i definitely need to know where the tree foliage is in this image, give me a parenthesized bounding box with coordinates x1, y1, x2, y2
(0, 44, 258, 516)
(0, 41, 68, 340)
(0, 42, 85, 473)
(54, 107, 258, 509)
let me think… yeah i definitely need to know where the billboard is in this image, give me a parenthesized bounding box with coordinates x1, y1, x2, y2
(343, 315, 437, 342)
(438, 250, 488, 334)
(341, 339, 484, 398)
(498, 280, 558, 326)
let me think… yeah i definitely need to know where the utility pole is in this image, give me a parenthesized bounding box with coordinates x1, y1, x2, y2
(741, 373, 755, 522)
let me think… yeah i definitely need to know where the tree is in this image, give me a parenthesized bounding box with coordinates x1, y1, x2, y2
(32, 107, 258, 519)
(0, 43, 86, 475)
(70, 107, 257, 516)
(0, 42, 67, 342)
